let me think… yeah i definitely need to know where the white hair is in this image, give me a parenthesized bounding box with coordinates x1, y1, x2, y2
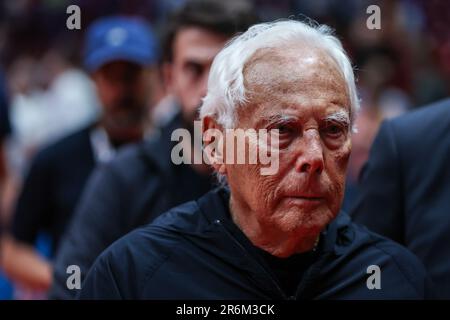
(200, 19, 360, 128)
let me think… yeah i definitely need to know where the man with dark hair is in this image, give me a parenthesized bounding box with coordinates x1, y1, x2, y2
(159, 0, 258, 127)
(3, 16, 159, 293)
(49, 0, 258, 299)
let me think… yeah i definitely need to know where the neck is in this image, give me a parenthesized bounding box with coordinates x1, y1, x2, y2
(229, 195, 320, 258)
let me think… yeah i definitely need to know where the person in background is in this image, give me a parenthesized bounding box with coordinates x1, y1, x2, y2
(0, 68, 11, 219)
(351, 97, 450, 298)
(7, 48, 100, 177)
(49, 0, 258, 299)
(0, 68, 13, 300)
(2, 16, 160, 294)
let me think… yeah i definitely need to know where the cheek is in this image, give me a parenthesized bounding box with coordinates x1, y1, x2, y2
(177, 69, 197, 92)
(240, 149, 299, 212)
(325, 142, 351, 206)
(175, 79, 200, 110)
(98, 88, 115, 108)
(95, 81, 108, 100)
(171, 73, 184, 96)
(335, 140, 352, 184)
(170, 67, 188, 94)
(227, 164, 260, 194)
(227, 162, 280, 213)
(136, 79, 150, 99)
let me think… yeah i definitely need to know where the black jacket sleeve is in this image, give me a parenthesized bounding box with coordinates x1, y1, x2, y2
(76, 226, 165, 300)
(49, 162, 127, 299)
(11, 151, 53, 245)
(77, 251, 123, 300)
(350, 120, 405, 244)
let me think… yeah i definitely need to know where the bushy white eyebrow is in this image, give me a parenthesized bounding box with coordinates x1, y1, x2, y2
(262, 111, 351, 129)
(324, 110, 350, 128)
(264, 114, 298, 124)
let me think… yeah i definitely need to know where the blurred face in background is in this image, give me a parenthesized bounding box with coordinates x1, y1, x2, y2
(92, 60, 152, 144)
(164, 27, 228, 129)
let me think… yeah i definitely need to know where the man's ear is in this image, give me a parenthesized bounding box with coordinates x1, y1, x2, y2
(202, 116, 226, 175)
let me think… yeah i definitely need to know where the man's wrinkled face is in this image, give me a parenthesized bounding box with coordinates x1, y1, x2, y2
(165, 27, 228, 128)
(225, 46, 352, 256)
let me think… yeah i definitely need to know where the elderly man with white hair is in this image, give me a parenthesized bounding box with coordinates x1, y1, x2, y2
(79, 20, 430, 299)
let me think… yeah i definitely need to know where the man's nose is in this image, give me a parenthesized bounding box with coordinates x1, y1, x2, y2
(112, 79, 132, 96)
(295, 131, 324, 175)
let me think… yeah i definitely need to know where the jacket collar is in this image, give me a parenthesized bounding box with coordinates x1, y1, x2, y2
(197, 187, 355, 258)
(195, 187, 356, 298)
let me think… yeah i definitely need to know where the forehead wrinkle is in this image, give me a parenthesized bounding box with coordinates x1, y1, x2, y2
(243, 49, 302, 88)
(239, 46, 350, 127)
(243, 47, 347, 102)
(242, 48, 289, 99)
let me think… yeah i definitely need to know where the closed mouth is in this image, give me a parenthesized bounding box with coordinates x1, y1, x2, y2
(284, 195, 324, 202)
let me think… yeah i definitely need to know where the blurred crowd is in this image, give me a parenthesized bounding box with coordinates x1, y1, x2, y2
(0, 0, 448, 300)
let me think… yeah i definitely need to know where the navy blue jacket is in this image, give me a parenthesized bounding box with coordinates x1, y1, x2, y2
(11, 125, 95, 252)
(50, 114, 213, 299)
(79, 188, 429, 299)
(350, 98, 450, 298)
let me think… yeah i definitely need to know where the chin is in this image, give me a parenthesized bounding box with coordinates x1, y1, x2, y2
(273, 206, 335, 235)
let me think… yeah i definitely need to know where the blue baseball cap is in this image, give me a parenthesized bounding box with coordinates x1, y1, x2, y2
(84, 16, 159, 72)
